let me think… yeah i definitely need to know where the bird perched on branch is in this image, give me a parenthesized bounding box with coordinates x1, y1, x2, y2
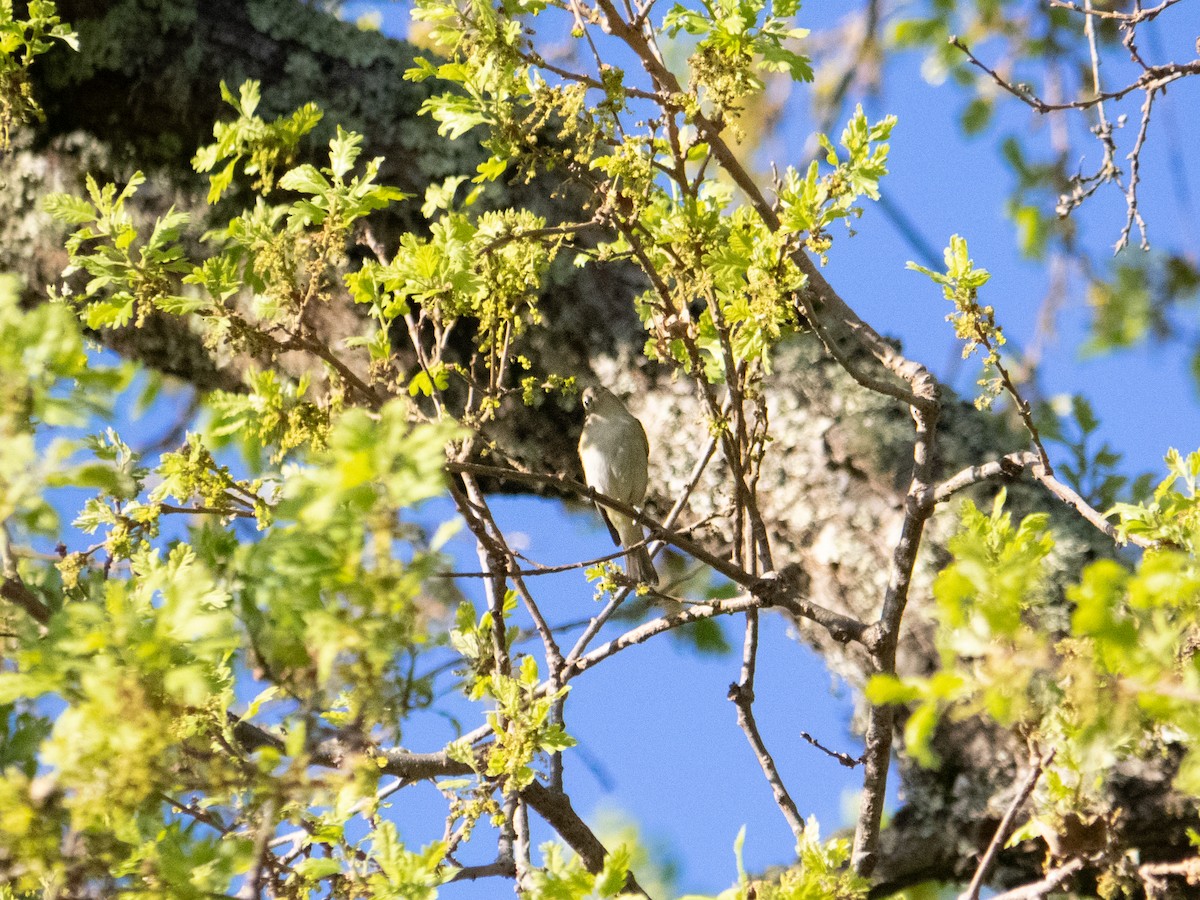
(578, 385, 658, 586)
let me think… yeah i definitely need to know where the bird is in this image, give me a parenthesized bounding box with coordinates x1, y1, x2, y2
(578, 385, 658, 586)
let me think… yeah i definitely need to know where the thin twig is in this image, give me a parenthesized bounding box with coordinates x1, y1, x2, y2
(567, 595, 766, 677)
(448, 859, 518, 882)
(1049, 0, 1183, 22)
(448, 462, 868, 645)
(960, 749, 1055, 900)
(798, 731, 864, 768)
(986, 857, 1086, 899)
(159, 503, 256, 519)
(236, 797, 277, 900)
(435, 543, 636, 578)
(1031, 466, 1155, 549)
(478, 219, 604, 255)
(950, 37, 1200, 114)
(160, 792, 231, 835)
(728, 610, 806, 841)
(1082, 0, 1113, 155)
(1117, 86, 1154, 251)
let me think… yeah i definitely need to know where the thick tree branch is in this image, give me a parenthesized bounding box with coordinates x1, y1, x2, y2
(0, 576, 51, 627)
(1, 524, 52, 628)
(854, 404, 940, 875)
(523, 781, 650, 896)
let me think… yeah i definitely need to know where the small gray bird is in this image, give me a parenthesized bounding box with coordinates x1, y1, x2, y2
(578, 385, 658, 586)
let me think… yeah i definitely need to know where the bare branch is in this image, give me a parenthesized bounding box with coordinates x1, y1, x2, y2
(949, 37, 1200, 114)
(728, 673, 806, 841)
(1049, 0, 1184, 23)
(960, 749, 1055, 900)
(447, 462, 868, 645)
(934, 451, 1040, 504)
(1030, 466, 1155, 549)
(987, 857, 1086, 900)
(798, 731, 863, 768)
(567, 595, 761, 676)
(853, 405, 940, 875)
(1117, 86, 1155, 252)
(158, 503, 256, 519)
(448, 859, 517, 882)
(1139, 856, 1200, 894)
(227, 712, 475, 780)
(523, 781, 651, 897)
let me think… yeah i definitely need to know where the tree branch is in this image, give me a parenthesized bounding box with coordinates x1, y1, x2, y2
(0, 524, 51, 628)
(448, 859, 517, 882)
(853, 404, 940, 875)
(798, 730, 863, 768)
(949, 37, 1200, 114)
(986, 858, 1086, 899)
(523, 781, 650, 897)
(446, 462, 868, 645)
(728, 674, 807, 841)
(1030, 466, 1155, 549)
(566, 595, 762, 677)
(933, 451, 1040, 504)
(0, 575, 51, 627)
(587, 0, 940, 414)
(960, 749, 1054, 900)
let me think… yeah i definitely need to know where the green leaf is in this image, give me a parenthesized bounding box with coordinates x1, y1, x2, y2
(42, 193, 96, 225)
(864, 674, 920, 705)
(903, 701, 940, 768)
(294, 857, 344, 879)
(279, 164, 330, 195)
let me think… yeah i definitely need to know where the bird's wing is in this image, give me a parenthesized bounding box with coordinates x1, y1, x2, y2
(597, 505, 622, 547)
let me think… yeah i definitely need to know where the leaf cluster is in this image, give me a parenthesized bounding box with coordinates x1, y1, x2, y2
(0, 0, 76, 150)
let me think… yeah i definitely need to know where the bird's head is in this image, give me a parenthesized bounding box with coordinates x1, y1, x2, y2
(581, 385, 621, 417)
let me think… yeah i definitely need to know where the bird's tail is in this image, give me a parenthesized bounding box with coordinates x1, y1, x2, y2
(615, 514, 658, 586)
(626, 544, 658, 586)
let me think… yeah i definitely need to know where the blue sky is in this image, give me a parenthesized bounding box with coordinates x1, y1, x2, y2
(323, 0, 1200, 895)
